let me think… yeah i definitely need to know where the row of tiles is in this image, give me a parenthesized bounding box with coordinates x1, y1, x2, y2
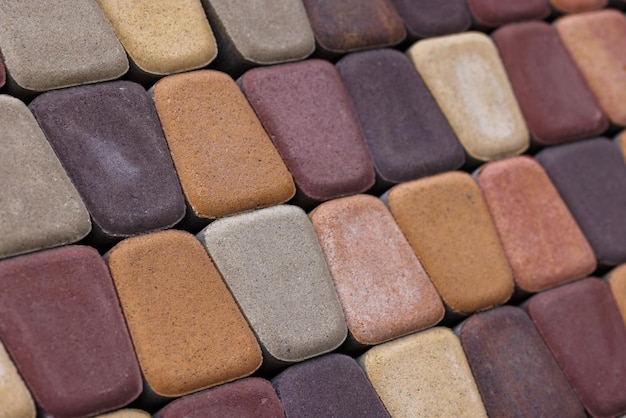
(1, 230, 625, 418)
(0, 0, 624, 94)
(5, 9, 626, 259)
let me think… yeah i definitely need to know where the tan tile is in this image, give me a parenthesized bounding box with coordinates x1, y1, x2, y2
(0, 341, 35, 418)
(607, 264, 626, 326)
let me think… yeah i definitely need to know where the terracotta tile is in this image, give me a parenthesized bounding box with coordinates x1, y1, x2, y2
(273, 354, 389, 418)
(550, 0, 608, 14)
(458, 306, 586, 417)
(0, 246, 142, 417)
(390, 0, 471, 40)
(155, 378, 283, 418)
(492, 21, 607, 146)
(336, 49, 465, 188)
(310, 195, 444, 346)
(466, 0, 550, 27)
(477, 156, 596, 293)
(29, 81, 185, 243)
(106, 230, 262, 398)
(407, 32, 529, 162)
(0, 1, 127, 95)
(240, 60, 375, 207)
(96, 0, 217, 77)
(387, 171, 514, 315)
(0, 341, 36, 418)
(536, 138, 626, 267)
(526, 278, 626, 417)
(618, 130, 626, 160)
(607, 264, 626, 326)
(202, 0, 315, 75)
(359, 328, 487, 417)
(152, 70, 295, 220)
(199, 205, 347, 368)
(0, 95, 91, 259)
(301, 0, 405, 57)
(556, 10, 626, 126)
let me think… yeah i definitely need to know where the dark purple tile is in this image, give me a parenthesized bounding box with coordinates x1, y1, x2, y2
(272, 354, 389, 418)
(336, 49, 464, 189)
(526, 278, 626, 418)
(240, 60, 375, 207)
(492, 21, 607, 146)
(390, 0, 471, 40)
(29, 80, 185, 243)
(155, 378, 284, 418)
(0, 245, 142, 417)
(466, 0, 550, 27)
(458, 306, 586, 417)
(301, 0, 405, 57)
(536, 138, 626, 267)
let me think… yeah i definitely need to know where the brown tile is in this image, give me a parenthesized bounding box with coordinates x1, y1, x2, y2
(96, 0, 217, 77)
(477, 156, 596, 293)
(407, 32, 529, 162)
(301, 0, 406, 57)
(152, 70, 295, 220)
(550, 0, 608, 13)
(556, 10, 626, 126)
(310, 194, 444, 346)
(466, 0, 550, 27)
(607, 264, 626, 326)
(387, 171, 514, 315)
(106, 230, 262, 398)
(617, 130, 626, 161)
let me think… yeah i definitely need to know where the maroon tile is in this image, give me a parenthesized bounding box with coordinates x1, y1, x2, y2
(336, 49, 464, 189)
(301, 0, 405, 57)
(466, 0, 550, 27)
(155, 378, 284, 418)
(458, 306, 586, 417)
(492, 21, 607, 146)
(0, 246, 142, 417)
(272, 354, 389, 418)
(240, 60, 375, 207)
(526, 278, 626, 417)
(536, 138, 626, 267)
(390, 0, 471, 40)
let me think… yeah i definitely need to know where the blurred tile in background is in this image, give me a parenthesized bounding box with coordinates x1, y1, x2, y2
(550, 0, 608, 13)
(607, 264, 626, 326)
(465, 0, 550, 28)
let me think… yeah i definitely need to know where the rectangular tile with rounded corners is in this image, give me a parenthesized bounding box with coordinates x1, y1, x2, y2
(389, 0, 471, 40)
(465, 0, 550, 27)
(0, 95, 91, 259)
(408, 32, 529, 162)
(0, 246, 142, 418)
(106, 230, 262, 400)
(0, 341, 36, 418)
(198, 205, 347, 368)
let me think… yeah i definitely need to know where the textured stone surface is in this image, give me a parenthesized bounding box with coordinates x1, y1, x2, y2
(458, 306, 586, 418)
(152, 70, 295, 219)
(155, 378, 284, 418)
(0, 246, 142, 418)
(466, 0, 550, 27)
(527, 278, 626, 418)
(29, 81, 185, 240)
(273, 354, 389, 418)
(0, 56, 5, 89)
(390, 0, 471, 40)
(301, 0, 405, 56)
(607, 264, 626, 326)
(199, 205, 347, 366)
(477, 156, 596, 293)
(536, 138, 626, 267)
(337, 49, 464, 187)
(492, 21, 607, 145)
(550, 0, 608, 13)
(387, 171, 514, 315)
(310, 195, 444, 346)
(0, 95, 91, 259)
(0, 0, 128, 93)
(408, 32, 529, 162)
(107, 230, 262, 398)
(0, 341, 35, 418)
(96, 0, 217, 76)
(556, 10, 626, 126)
(202, 0, 314, 74)
(359, 327, 487, 417)
(240, 60, 375, 206)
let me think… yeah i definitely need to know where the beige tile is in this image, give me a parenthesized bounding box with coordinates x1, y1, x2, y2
(0, 341, 35, 418)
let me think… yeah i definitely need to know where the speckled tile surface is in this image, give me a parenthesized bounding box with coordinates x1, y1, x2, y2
(466, 0, 550, 27)
(0, 341, 35, 418)
(390, 0, 471, 40)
